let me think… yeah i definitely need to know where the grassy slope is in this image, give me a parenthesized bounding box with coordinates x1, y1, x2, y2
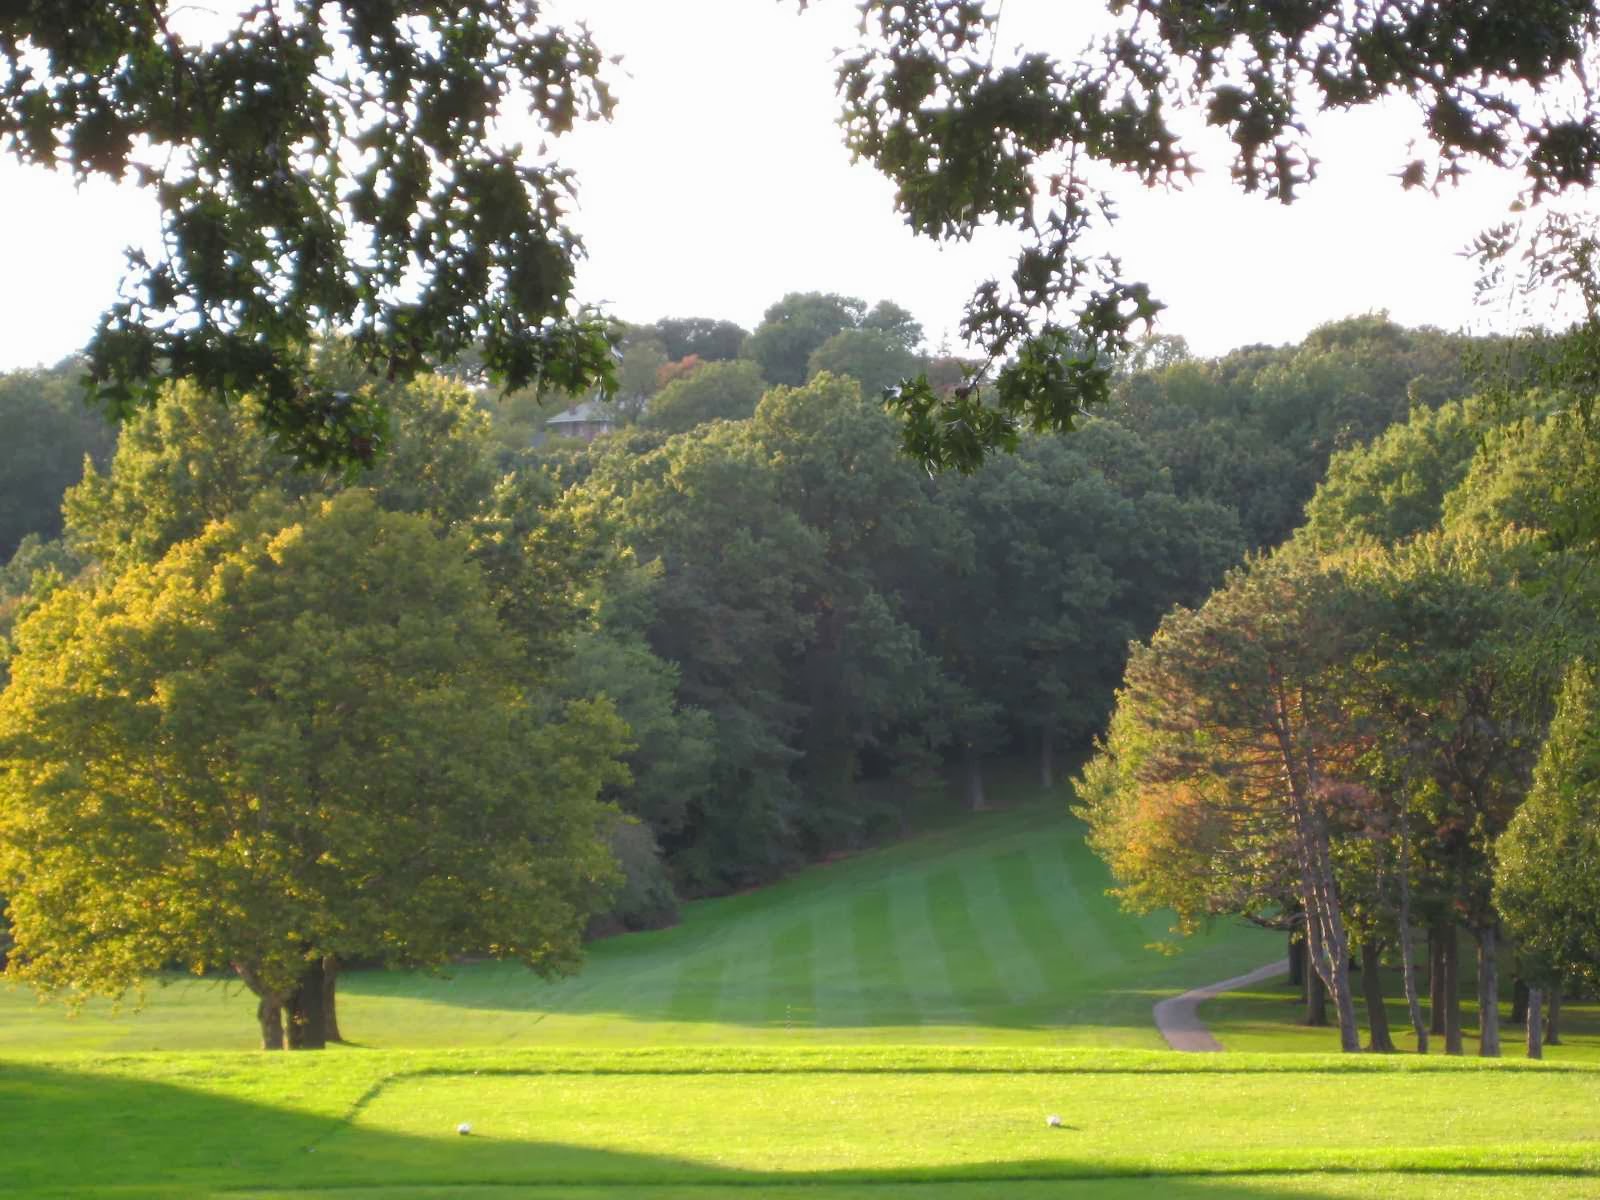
(6, 772, 1598, 1197)
(0, 773, 1277, 1053)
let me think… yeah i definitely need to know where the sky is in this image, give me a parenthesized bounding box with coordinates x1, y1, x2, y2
(0, 0, 1562, 373)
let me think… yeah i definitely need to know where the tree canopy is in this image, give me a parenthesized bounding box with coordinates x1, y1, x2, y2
(6, 6, 1598, 468)
(0, 490, 625, 1046)
(1, 2, 618, 466)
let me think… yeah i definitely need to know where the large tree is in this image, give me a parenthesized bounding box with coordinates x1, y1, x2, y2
(1496, 661, 1600, 1001)
(0, 490, 625, 1049)
(1079, 548, 1369, 1050)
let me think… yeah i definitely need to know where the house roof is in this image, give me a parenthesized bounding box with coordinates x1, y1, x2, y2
(546, 399, 618, 426)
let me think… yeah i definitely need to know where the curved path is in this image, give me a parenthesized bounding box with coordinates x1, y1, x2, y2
(1153, 959, 1290, 1052)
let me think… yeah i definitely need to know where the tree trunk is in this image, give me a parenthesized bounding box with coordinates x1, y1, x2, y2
(258, 997, 285, 1051)
(1395, 806, 1427, 1053)
(234, 961, 287, 1051)
(1546, 991, 1563, 1045)
(1303, 917, 1328, 1027)
(1268, 676, 1359, 1053)
(1361, 940, 1396, 1053)
(962, 744, 986, 812)
(1526, 988, 1544, 1060)
(1443, 925, 1463, 1055)
(1475, 926, 1501, 1058)
(322, 955, 342, 1044)
(286, 957, 328, 1050)
(1429, 923, 1447, 1037)
(1511, 978, 1529, 1025)
(1038, 723, 1056, 789)
(1288, 931, 1305, 990)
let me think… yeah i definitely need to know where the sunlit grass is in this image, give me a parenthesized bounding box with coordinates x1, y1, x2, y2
(5, 1046, 1599, 1198)
(0, 770, 1278, 1054)
(6, 770, 1594, 1197)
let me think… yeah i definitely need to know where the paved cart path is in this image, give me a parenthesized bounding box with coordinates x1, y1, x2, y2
(1153, 959, 1289, 1052)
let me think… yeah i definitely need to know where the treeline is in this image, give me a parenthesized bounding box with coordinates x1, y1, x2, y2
(0, 299, 1494, 1047)
(1079, 370, 1600, 1056)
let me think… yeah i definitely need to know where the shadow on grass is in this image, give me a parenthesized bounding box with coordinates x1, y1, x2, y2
(4, 1061, 1595, 1199)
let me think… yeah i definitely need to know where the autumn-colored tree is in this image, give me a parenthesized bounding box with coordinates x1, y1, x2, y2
(1078, 549, 1368, 1050)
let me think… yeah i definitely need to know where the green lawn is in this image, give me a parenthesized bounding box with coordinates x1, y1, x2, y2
(6, 773, 1597, 1198)
(4, 1046, 1598, 1198)
(0, 776, 1278, 1053)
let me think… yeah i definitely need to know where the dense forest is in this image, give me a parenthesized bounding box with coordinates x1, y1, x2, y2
(0, 299, 1480, 899)
(7, 289, 1598, 1055)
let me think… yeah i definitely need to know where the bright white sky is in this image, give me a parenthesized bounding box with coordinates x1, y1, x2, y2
(0, 0, 1563, 372)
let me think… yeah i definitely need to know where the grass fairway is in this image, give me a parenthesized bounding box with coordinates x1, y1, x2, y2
(0, 779, 1278, 1053)
(6, 776, 1598, 1197)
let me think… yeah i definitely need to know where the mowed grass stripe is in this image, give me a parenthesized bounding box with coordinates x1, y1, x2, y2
(763, 920, 817, 1030)
(958, 851, 1045, 1001)
(1058, 827, 1154, 963)
(992, 847, 1096, 1001)
(811, 897, 871, 1030)
(923, 867, 1008, 1024)
(846, 889, 919, 1028)
(666, 950, 726, 1025)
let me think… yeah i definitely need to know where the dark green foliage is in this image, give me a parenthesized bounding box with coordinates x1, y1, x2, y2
(1496, 661, 1600, 991)
(745, 293, 871, 387)
(1, 3, 617, 467)
(1109, 317, 1481, 547)
(0, 361, 116, 560)
(822, 1, 1600, 467)
(590, 816, 680, 936)
(808, 329, 923, 397)
(651, 317, 748, 364)
(641, 361, 767, 435)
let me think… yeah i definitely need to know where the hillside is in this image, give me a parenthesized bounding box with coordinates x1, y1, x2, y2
(0, 776, 1275, 1054)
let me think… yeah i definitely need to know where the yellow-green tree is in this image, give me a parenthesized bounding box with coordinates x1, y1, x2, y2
(0, 491, 624, 1049)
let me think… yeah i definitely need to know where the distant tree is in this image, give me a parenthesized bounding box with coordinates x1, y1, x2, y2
(614, 332, 670, 422)
(1109, 317, 1481, 548)
(749, 373, 945, 842)
(0, 491, 625, 1049)
(807, 329, 923, 396)
(919, 422, 1242, 796)
(0, 362, 117, 560)
(745, 293, 868, 386)
(642, 361, 767, 435)
(651, 317, 748, 364)
(583, 419, 820, 891)
(859, 300, 924, 350)
(656, 356, 704, 391)
(1300, 397, 1496, 553)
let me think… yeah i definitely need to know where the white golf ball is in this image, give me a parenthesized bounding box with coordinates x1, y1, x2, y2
(457, 1122, 473, 1136)
(1046, 1114, 1062, 1127)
